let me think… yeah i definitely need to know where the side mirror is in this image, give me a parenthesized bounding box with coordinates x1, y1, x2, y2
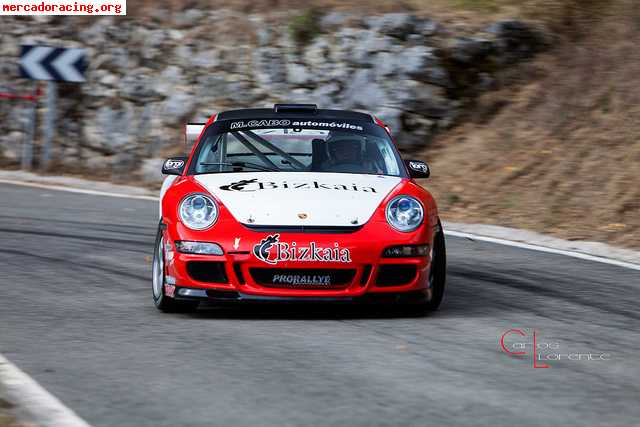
(162, 157, 187, 175)
(405, 160, 430, 179)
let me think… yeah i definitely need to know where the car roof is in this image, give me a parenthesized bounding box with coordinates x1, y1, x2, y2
(216, 104, 375, 123)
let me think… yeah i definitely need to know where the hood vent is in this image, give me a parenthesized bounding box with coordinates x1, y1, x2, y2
(242, 224, 363, 234)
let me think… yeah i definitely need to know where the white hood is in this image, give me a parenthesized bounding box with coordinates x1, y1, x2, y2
(195, 172, 402, 227)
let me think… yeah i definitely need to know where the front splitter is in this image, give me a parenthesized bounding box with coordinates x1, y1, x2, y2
(173, 287, 428, 305)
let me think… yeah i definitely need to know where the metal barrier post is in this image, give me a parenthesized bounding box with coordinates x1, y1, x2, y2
(41, 81, 57, 170)
(21, 84, 39, 170)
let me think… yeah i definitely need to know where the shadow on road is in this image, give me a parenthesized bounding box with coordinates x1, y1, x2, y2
(184, 302, 442, 321)
(173, 267, 498, 321)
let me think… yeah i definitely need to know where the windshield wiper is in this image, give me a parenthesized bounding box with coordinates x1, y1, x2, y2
(200, 162, 279, 172)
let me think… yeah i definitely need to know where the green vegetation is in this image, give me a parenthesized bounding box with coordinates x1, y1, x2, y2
(447, 193, 462, 205)
(288, 7, 324, 47)
(0, 397, 19, 427)
(452, 0, 501, 13)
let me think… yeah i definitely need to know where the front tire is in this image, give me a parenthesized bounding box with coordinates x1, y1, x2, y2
(424, 224, 447, 311)
(152, 224, 199, 313)
(404, 222, 446, 315)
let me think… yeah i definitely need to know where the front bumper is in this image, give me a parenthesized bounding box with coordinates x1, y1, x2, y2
(162, 219, 435, 301)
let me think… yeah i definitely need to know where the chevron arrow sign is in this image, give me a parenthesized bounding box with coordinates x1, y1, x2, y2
(19, 45, 87, 83)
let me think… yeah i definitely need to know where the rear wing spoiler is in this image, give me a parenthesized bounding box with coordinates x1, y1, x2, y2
(185, 123, 205, 146)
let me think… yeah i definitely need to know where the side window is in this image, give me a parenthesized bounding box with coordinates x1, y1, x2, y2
(195, 134, 224, 173)
(364, 140, 387, 174)
(376, 138, 400, 176)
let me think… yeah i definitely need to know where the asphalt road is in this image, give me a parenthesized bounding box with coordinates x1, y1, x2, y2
(1, 183, 639, 427)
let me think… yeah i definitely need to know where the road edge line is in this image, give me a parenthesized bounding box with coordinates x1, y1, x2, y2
(0, 353, 92, 427)
(444, 229, 640, 271)
(0, 178, 157, 201)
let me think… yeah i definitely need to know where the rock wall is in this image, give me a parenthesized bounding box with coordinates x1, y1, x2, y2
(0, 11, 546, 182)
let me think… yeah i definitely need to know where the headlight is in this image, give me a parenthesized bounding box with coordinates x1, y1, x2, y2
(179, 194, 218, 230)
(385, 195, 424, 232)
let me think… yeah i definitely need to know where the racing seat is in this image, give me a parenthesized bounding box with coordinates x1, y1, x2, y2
(310, 138, 328, 172)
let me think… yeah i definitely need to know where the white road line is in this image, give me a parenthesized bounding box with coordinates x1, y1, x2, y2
(0, 179, 157, 201)
(0, 353, 92, 427)
(2, 177, 639, 271)
(445, 230, 640, 271)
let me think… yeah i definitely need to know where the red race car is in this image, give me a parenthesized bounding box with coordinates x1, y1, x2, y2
(153, 104, 446, 313)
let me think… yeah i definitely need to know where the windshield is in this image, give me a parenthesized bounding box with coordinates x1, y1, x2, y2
(189, 127, 405, 177)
